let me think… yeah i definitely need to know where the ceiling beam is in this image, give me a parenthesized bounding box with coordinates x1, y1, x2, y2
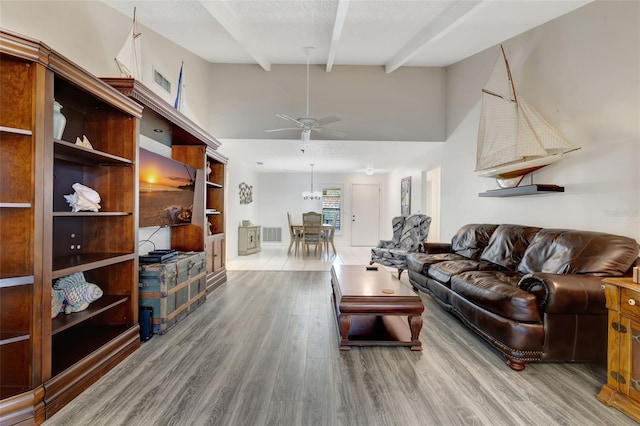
(385, 0, 485, 73)
(198, 0, 271, 71)
(326, 0, 350, 72)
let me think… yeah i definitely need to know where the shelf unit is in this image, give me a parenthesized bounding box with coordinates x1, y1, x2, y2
(205, 148, 227, 291)
(478, 184, 565, 197)
(101, 78, 228, 294)
(0, 30, 143, 424)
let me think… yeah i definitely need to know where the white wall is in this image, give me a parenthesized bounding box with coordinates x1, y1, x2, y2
(208, 64, 446, 141)
(0, 0, 212, 127)
(222, 170, 389, 258)
(225, 156, 260, 258)
(440, 0, 640, 242)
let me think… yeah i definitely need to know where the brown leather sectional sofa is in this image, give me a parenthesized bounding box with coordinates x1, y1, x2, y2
(406, 224, 640, 371)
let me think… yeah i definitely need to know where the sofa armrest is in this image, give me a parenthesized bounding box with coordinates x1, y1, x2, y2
(423, 242, 452, 254)
(518, 273, 607, 315)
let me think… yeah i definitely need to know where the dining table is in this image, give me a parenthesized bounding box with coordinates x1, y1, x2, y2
(291, 223, 333, 234)
(291, 223, 333, 256)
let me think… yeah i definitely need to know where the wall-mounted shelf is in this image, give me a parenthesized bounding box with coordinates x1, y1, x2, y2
(479, 184, 565, 198)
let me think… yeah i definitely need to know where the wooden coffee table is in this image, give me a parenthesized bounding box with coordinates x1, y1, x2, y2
(330, 264, 424, 351)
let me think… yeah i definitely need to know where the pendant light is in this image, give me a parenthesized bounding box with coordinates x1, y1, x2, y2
(302, 163, 322, 200)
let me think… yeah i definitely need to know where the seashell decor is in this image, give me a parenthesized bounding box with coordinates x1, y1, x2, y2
(64, 182, 101, 212)
(75, 135, 94, 149)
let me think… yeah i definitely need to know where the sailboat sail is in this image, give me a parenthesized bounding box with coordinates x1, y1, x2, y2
(115, 7, 142, 80)
(476, 46, 578, 181)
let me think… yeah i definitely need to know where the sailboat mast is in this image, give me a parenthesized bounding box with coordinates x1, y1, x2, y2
(500, 45, 518, 104)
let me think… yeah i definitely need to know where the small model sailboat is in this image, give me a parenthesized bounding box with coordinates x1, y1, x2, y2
(475, 45, 579, 188)
(115, 7, 142, 80)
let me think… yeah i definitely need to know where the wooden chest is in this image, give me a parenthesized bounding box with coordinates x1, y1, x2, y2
(139, 251, 207, 334)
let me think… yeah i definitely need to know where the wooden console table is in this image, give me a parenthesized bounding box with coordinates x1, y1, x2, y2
(597, 277, 640, 422)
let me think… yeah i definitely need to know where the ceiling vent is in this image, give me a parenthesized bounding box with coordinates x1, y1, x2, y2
(152, 68, 171, 93)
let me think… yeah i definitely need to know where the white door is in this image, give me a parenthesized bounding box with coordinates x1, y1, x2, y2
(351, 184, 380, 246)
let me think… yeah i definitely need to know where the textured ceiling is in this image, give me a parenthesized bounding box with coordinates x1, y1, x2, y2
(99, 0, 593, 173)
(101, 0, 592, 69)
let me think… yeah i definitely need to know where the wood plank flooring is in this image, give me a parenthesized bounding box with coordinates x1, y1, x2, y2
(44, 270, 635, 426)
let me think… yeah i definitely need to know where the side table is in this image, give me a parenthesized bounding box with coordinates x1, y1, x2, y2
(238, 224, 261, 255)
(597, 277, 640, 422)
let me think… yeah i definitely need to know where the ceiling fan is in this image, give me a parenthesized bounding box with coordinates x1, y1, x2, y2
(265, 46, 345, 141)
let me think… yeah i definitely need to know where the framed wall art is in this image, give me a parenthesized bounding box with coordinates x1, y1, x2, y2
(239, 182, 253, 204)
(401, 176, 411, 216)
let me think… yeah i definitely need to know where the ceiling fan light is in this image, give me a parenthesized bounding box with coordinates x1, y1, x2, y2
(301, 128, 311, 142)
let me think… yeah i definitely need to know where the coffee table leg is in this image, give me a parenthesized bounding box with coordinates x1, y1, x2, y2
(338, 313, 351, 351)
(408, 315, 423, 351)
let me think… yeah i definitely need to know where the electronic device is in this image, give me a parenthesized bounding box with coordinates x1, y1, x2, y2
(366, 266, 378, 271)
(139, 148, 196, 228)
(139, 306, 153, 342)
(139, 249, 178, 263)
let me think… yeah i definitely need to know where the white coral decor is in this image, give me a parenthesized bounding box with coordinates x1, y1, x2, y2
(64, 182, 101, 212)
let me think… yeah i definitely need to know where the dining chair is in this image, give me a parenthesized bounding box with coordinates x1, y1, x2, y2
(287, 212, 301, 256)
(301, 211, 323, 257)
(322, 213, 338, 256)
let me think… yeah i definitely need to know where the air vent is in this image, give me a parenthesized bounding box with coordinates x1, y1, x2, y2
(263, 227, 282, 242)
(153, 68, 171, 93)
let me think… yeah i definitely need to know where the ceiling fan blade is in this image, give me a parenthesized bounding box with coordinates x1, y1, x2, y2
(316, 116, 341, 126)
(276, 114, 303, 125)
(265, 127, 300, 133)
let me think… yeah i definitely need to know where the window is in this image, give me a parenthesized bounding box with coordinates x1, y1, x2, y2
(322, 188, 341, 231)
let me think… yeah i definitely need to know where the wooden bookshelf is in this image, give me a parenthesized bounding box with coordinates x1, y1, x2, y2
(0, 29, 143, 424)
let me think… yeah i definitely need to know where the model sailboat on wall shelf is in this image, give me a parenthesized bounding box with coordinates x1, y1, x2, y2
(475, 45, 579, 189)
(115, 7, 142, 81)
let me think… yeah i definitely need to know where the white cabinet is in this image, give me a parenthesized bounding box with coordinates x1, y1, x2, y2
(238, 225, 261, 255)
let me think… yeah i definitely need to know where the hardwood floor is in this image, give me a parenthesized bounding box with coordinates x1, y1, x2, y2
(44, 267, 635, 425)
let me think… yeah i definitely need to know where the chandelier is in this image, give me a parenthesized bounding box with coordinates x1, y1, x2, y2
(302, 163, 322, 200)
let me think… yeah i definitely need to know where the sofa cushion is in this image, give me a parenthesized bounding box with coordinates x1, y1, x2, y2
(406, 252, 467, 275)
(480, 224, 541, 271)
(451, 224, 498, 259)
(428, 259, 505, 286)
(451, 271, 539, 322)
(517, 229, 640, 276)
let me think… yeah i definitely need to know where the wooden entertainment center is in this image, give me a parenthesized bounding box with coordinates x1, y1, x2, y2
(0, 30, 227, 424)
(102, 78, 228, 294)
